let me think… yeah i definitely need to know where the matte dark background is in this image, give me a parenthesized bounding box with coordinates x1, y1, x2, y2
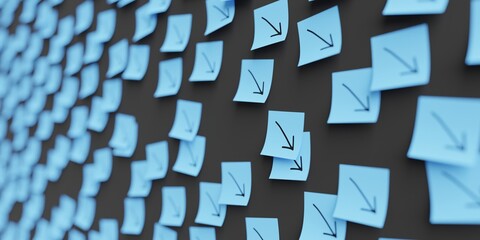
(7, 0, 480, 239)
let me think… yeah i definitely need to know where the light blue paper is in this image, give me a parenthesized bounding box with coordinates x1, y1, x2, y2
(80, 63, 99, 99)
(74, 196, 96, 231)
(70, 132, 91, 164)
(133, 3, 157, 42)
(333, 164, 390, 229)
(270, 132, 310, 181)
(383, 0, 449, 15)
(154, 57, 182, 98)
(145, 141, 169, 180)
(88, 230, 102, 240)
(147, 0, 172, 14)
(24, 33, 43, 61)
(79, 164, 100, 197)
(327, 68, 381, 124)
(101, 78, 123, 112)
(261, 110, 305, 160)
(32, 58, 49, 86)
(19, 0, 39, 24)
(245, 217, 279, 240)
(195, 182, 227, 227)
(35, 2, 58, 39)
(107, 39, 129, 78)
(159, 186, 187, 227)
(122, 44, 150, 81)
(47, 36, 65, 64)
(370, 24, 430, 91)
(99, 219, 118, 240)
(297, 5, 342, 66)
(466, 0, 480, 65)
(87, 96, 109, 132)
(94, 9, 116, 43)
(407, 96, 480, 167)
(69, 228, 86, 240)
(153, 224, 177, 240)
(205, 0, 235, 35)
(219, 161, 251, 206)
(173, 135, 206, 177)
(168, 99, 202, 141)
(117, 0, 135, 8)
(34, 111, 54, 140)
(56, 76, 79, 108)
(67, 106, 89, 139)
(189, 226, 216, 240)
(233, 59, 274, 103)
(44, 64, 62, 95)
(84, 33, 104, 64)
(251, 0, 288, 50)
(160, 14, 192, 53)
(64, 43, 84, 76)
(189, 41, 223, 82)
(75, 0, 94, 35)
(92, 147, 113, 182)
(127, 160, 152, 197)
(108, 113, 138, 158)
(57, 16, 75, 46)
(121, 197, 145, 235)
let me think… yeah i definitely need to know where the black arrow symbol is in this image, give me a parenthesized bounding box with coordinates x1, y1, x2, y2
(168, 196, 181, 217)
(431, 112, 466, 151)
(313, 203, 337, 238)
(182, 110, 194, 133)
(186, 143, 197, 167)
(442, 171, 480, 208)
(261, 17, 282, 37)
(383, 47, 418, 75)
(290, 156, 303, 171)
(307, 29, 334, 50)
(342, 83, 370, 111)
(213, 5, 229, 20)
(206, 192, 221, 216)
(248, 69, 264, 95)
(228, 172, 245, 197)
(349, 177, 377, 213)
(275, 121, 295, 151)
(173, 25, 184, 44)
(165, 70, 176, 88)
(201, 52, 215, 73)
(253, 228, 264, 240)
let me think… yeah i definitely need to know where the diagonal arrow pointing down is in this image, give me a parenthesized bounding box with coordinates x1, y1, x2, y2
(275, 121, 295, 151)
(248, 69, 264, 95)
(228, 172, 245, 197)
(307, 29, 334, 50)
(383, 47, 418, 75)
(350, 177, 377, 213)
(431, 112, 466, 151)
(261, 17, 282, 37)
(213, 5, 230, 20)
(290, 156, 303, 171)
(342, 83, 370, 111)
(313, 203, 338, 238)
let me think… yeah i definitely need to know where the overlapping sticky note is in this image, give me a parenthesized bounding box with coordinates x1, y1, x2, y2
(189, 41, 223, 82)
(107, 39, 129, 78)
(94, 9, 116, 43)
(173, 135, 206, 177)
(122, 44, 150, 81)
(80, 64, 99, 99)
(270, 132, 310, 181)
(195, 182, 227, 227)
(466, 0, 480, 65)
(189, 226, 216, 240)
(92, 147, 113, 182)
(127, 160, 152, 197)
(80, 164, 100, 197)
(245, 217, 279, 240)
(64, 42, 84, 76)
(87, 97, 109, 132)
(251, 0, 288, 50)
(160, 14, 192, 52)
(154, 57, 182, 98)
(133, 2, 157, 42)
(70, 132, 91, 164)
(147, 0, 172, 14)
(219, 161, 251, 206)
(75, 0, 94, 35)
(108, 113, 138, 158)
(101, 78, 123, 112)
(84, 33, 104, 64)
(74, 196, 96, 231)
(67, 106, 89, 139)
(233, 59, 274, 103)
(383, 0, 449, 15)
(205, 0, 235, 35)
(159, 186, 187, 227)
(145, 141, 169, 180)
(168, 99, 202, 141)
(121, 197, 145, 235)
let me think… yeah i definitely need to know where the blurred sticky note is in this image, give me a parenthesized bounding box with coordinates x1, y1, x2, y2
(426, 161, 480, 224)
(327, 68, 381, 124)
(74, 196, 96, 231)
(270, 132, 310, 181)
(101, 78, 123, 112)
(168, 99, 202, 141)
(121, 197, 145, 235)
(70, 132, 91, 164)
(160, 14, 192, 53)
(145, 141, 169, 180)
(334, 164, 390, 229)
(44, 64, 62, 95)
(133, 3, 157, 42)
(371, 24, 430, 91)
(383, 0, 449, 15)
(261, 110, 305, 160)
(173, 136, 206, 177)
(233, 59, 274, 103)
(109, 113, 138, 158)
(205, 0, 235, 35)
(80, 164, 100, 197)
(251, 0, 288, 50)
(75, 0, 94, 35)
(84, 33, 104, 64)
(92, 147, 113, 182)
(195, 182, 227, 227)
(297, 5, 341, 66)
(189, 41, 223, 82)
(159, 186, 187, 227)
(122, 44, 150, 81)
(47, 36, 65, 64)
(189, 226, 216, 240)
(466, 0, 480, 65)
(35, 111, 54, 141)
(68, 229, 85, 240)
(154, 57, 182, 98)
(99, 219, 119, 240)
(68, 106, 89, 139)
(64, 43, 84, 76)
(219, 161, 251, 206)
(153, 224, 177, 240)
(407, 96, 480, 167)
(117, 0, 135, 8)
(147, 0, 172, 14)
(80, 63, 99, 99)
(107, 39, 129, 78)
(127, 160, 152, 197)
(57, 16, 75, 46)
(56, 76, 79, 109)
(95, 9, 116, 43)
(245, 217, 279, 240)
(87, 96, 109, 132)
(299, 192, 347, 240)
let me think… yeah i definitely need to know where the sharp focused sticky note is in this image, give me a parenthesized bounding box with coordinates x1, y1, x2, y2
(205, 0, 235, 35)
(383, 0, 449, 15)
(327, 68, 381, 124)
(154, 57, 182, 98)
(80, 63, 99, 99)
(160, 14, 192, 53)
(75, 0, 94, 35)
(466, 0, 480, 65)
(426, 161, 480, 224)
(270, 132, 310, 181)
(334, 164, 390, 229)
(233, 59, 274, 103)
(159, 186, 187, 227)
(370, 24, 430, 91)
(95, 9, 116, 43)
(122, 44, 150, 81)
(109, 113, 138, 158)
(189, 41, 223, 82)
(127, 160, 152, 197)
(261, 110, 305, 160)
(133, 3, 157, 42)
(168, 99, 202, 141)
(251, 0, 288, 50)
(101, 78, 123, 112)
(121, 197, 145, 235)
(70, 132, 91, 164)
(173, 135, 206, 177)
(92, 147, 113, 182)
(299, 192, 347, 240)
(68, 106, 89, 139)
(153, 224, 177, 240)
(219, 161, 251, 206)
(407, 96, 480, 167)
(297, 6, 341, 66)
(87, 96, 109, 132)
(195, 182, 227, 227)
(189, 226, 216, 240)
(145, 141, 169, 180)
(107, 39, 129, 78)
(147, 0, 172, 14)
(245, 217, 280, 240)
(74, 196, 96, 231)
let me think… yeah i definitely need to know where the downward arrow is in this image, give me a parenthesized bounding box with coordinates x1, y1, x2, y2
(186, 143, 197, 167)
(248, 70, 264, 95)
(182, 110, 194, 133)
(261, 17, 282, 37)
(383, 47, 418, 75)
(201, 52, 216, 73)
(442, 171, 480, 208)
(168, 196, 181, 217)
(307, 29, 334, 50)
(349, 177, 377, 213)
(313, 203, 338, 238)
(342, 83, 370, 111)
(431, 112, 466, 151)
(213, 5, 230, 20)
(275, 121, 295, 151)
(228, 172, 245, 197)
(253, 228, 264, 240)
(206, 192, 221, 216)
(290, 156, 303, 171)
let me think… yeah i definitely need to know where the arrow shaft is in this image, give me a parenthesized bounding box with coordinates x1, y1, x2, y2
(274, 121, 293, 148)
(383, 47, 415, 71)
(206, 192, 221, 215)
(261, 17, 281, 37)
(213, 5, 229, 19)
(442, 171, 480, 205)
(431, 112, 463, 148)
(228, 172, 244, 195)
(342, 83, 369, 110)
(165, 70, 176, 86)
(201, 52, 215, 73)
(349, 177, 375, 211)
(306, 29, 331, 47)
(248, 69, 263, 93)
(253, 228, 264, 240)
(312, 203, 336, 236)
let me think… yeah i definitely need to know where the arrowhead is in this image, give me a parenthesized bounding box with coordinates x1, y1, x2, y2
(253, 82, 264, 95)
(320, 34, 334, 50)
(282, 135, 294, 151)
(212, 212, 220, 217)
(235, 184, 246, 197)
(271, 22, 282, 37)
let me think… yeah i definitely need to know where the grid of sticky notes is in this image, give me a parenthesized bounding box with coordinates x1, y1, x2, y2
(4, 0, 480, 239)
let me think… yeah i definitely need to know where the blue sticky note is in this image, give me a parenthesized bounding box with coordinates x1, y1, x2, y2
(108, 113, 138, 158)
(80, 64, 99, 99)
(160, 14, 192, 53)
(407, 96, 480, 167)
(75, 0, 94, 35)
(189, 41, 223, 82)
(25, 33, 44, 61)
(101, 78, 123, 112)
(57, 16, 75, 46)
(44, 64, 62, 95)
(189, 226, 216, 240)
(233, 59, 274, 103)
(168, 99, 202, 141)
(68, 229, 85, 240)
(128, 160, 152, 197)
(219, 161, 251, 206)
(159, 186, 187, 227)
(74, 196, 96, 231)
(147, 0, 172, 14)
(121, 197, 145, 235)
(87, 96, 109, 132)
(466, 0, 480, 65)
(47, 36, 65, 64)
(251, 0, 288, 50)
(299, 192, 347, 240)
(70, 132, 91, 164)
(88, 230, 102, 240)
(94, 9, 116, 43)
(297, 5, 342, 66)
(245, 217, 279, 240)
(35, 2, 58, 39)
(117, 0, 135, 8)
(54, 194, 76, 231)
(80, 164, 100, 197)
(65, 43, 84, 76)
(145, 141, 169, 180)
(99, 219, 119, 240)
(327, 68, 381, 124)
(35, 111, 54, 141)
(333, 164, 390, 229)
(92, 147, 113, 182)
(261, 110, 305, 160)
(84, 33, 104, 64)
(19, 0, 39, 24)
(68, 106, 89, 139)
(195, 182, 227, 227)
(173, 135, 206, 177)
(153, 224, 177, 240)
(154, 57, 182, 98)
(32, 58, 49, 86)
(31, 165, 48, 194)
(371, 24, 430, 91)
(107, 39, 129, 78)
(205, 0, 235, 35)
(426, 161, 480, 224)
(383, 0, 449, 15)
(56, 76, 79, 109)
(270, 132, 310, 181)
(122, 44, 150, 81)
(133, 3, 157, 42)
